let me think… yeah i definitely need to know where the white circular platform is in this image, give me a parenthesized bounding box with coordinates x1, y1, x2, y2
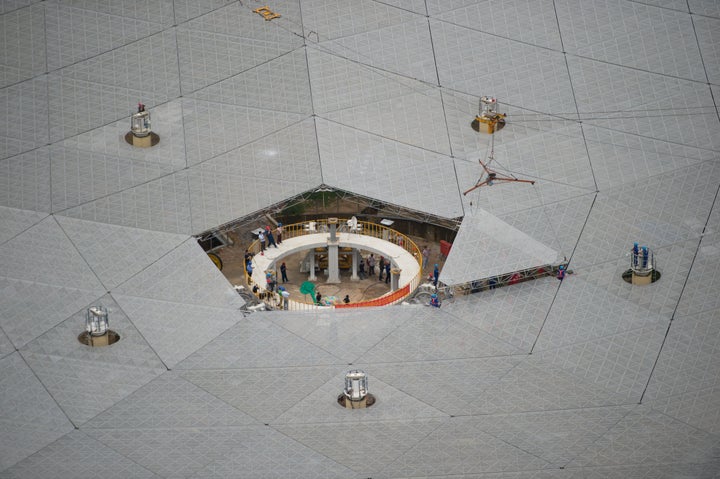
(249, 232, 421, 291)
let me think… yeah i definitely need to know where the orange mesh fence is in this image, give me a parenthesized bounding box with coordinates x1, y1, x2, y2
(335, 284, 410, 308)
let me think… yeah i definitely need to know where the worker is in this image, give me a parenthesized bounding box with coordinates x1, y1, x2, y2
(557, 265, 566, 281)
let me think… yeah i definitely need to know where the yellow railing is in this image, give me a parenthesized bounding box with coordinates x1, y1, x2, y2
(244, 219, 423, 309)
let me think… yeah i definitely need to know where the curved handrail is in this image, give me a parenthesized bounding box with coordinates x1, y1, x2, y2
(334, 284, 411, 308)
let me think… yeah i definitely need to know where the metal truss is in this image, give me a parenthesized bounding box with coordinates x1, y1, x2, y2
(195, 185, 463, 241)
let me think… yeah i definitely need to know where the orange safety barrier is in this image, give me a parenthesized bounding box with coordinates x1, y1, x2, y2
(335, 284, 410, 308)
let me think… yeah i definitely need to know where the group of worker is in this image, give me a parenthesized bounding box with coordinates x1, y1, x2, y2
(258, 223, 284, 253)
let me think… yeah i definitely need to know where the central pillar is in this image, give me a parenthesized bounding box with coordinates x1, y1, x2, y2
(307, 250, 317, 281)
(350, 249, 359, 281)
(326, 218, 341, 283)
(391, 268, 401, 291)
